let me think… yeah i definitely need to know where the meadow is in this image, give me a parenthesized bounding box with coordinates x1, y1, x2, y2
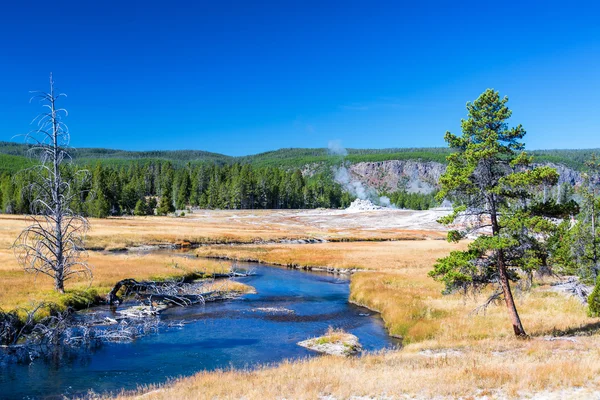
(0, 211, 598, 398)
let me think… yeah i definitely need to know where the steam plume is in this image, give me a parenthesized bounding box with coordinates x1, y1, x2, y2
(328, 140, 393, 207)
(328, 140, 348, 156)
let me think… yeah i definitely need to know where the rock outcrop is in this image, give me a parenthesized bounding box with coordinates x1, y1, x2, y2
(349, 160, 445, 194)
(298, 329, 362, 356)
(345, 160, 583, 195)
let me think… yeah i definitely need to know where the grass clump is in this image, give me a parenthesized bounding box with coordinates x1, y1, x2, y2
(314, 327, 348, 345)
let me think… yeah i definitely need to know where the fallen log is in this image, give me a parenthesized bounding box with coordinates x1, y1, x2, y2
(107, 271, 252, 305)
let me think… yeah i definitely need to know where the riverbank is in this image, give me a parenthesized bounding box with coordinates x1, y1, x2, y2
(0, 251, 253, 313)
(0, 210, 445, 313)
(193, 241, 595, 343)
(111, 336, 600, 399)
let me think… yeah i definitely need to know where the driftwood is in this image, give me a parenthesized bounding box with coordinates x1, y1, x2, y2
(0, 303, 71, 346)
(0, 303, 73, 352)
(552, 278, 592, 304)
(107, 268, 254, 305)
(1, 268, 254, 363)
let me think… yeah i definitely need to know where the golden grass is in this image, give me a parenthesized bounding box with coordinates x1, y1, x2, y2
(196, 239, 461, 271)
(313, 326, 352, 344)
(196, 240, 598, 343)
(0, 213, 442, 250)
(113, 337, 600, 399)
(0, 250, 247, 310)
(1, 212, 599, 397)
(0, 213, 448, 310)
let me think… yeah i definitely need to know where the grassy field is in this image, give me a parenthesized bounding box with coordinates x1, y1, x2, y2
(0, 211, 599, 398)
(112, 238, 600, 399)
(0, 214, 263, 310)
(0, 210, 441, 309)
(195, 241, 594, 343)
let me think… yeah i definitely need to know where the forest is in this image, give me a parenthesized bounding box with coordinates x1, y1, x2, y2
(0, 140, 597, 216)
(0, 161, 359, 217)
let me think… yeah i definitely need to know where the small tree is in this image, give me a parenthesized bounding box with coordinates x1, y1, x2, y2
(579, 156, 600, 279)
(156, 192, 175, 216)
(559, 155, 600, 315)
(134, 198, 148, 216)
(13, 75, 91, 293)
(429, 89, 558, 337)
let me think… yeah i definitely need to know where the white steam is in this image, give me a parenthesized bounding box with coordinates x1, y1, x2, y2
(329, 140, 393, 208)
(328, 140, 348, 156)
(334, 166, 370, 200)
(379, 196, 391, 207)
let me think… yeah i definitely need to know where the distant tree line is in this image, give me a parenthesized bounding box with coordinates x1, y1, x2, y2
(385, 190, 439, 210)
(0, 162, 358, 217)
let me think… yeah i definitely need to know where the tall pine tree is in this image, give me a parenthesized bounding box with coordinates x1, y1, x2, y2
(430, 89, 559, 337)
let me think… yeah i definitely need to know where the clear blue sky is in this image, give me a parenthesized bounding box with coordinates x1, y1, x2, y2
(1, 1, 598, 156)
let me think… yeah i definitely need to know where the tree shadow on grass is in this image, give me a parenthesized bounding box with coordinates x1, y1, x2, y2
(541, 321, 600, 337)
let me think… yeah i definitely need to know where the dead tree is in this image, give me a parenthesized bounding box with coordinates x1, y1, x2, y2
(13, 74, 91, 293)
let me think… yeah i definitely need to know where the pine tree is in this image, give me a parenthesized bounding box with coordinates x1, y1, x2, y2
(147, 197, 157, 215)
(134, 198, 148, 216)
(156, 192, 175, 215)
(429, 89, 559, 337)
(175, 170, 191, 209)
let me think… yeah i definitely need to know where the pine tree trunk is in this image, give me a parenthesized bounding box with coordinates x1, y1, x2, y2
(497, 249, 527, 337)
(490, 200, 527, 337)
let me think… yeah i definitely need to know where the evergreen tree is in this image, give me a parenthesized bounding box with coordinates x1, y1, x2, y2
(175, 170, 192, 209)
(134, 198, 148, 216)
(147, 197, 158, 215)
(429, 89, 559, 337)
(1, 176, 16, 214)
(156, 192, 175, 215)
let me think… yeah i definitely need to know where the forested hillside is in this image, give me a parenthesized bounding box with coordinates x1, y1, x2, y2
(0, 141, 596, 171)
(0, 141, 597, 215)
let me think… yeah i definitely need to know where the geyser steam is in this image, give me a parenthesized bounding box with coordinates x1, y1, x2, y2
(328, 140, 393, 207)
(328, 140, 348, 156)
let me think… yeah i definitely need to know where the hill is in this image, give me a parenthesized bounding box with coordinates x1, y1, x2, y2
(0, 141, 596, 172)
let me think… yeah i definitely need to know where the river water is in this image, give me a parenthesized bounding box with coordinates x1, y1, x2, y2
(0, 262, 398, 399)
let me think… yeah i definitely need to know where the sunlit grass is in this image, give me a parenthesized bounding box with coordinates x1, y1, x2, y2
(1, 212, 599, 397)
(111, 337, 600, 399)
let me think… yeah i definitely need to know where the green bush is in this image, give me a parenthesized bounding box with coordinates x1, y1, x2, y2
(588, 278, 600, 317)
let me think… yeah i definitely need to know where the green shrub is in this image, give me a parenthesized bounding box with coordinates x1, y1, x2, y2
(588, 278, 600, 317)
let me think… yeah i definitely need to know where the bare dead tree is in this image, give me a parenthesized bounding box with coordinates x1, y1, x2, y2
(13, 74, 91, 293)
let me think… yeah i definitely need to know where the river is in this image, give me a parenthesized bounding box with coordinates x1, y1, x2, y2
(0, 261, 399, 399)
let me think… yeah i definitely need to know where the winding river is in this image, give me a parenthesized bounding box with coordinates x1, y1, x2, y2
(0, 261, 398, 399)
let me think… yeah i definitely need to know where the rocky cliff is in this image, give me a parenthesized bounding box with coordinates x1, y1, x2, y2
(346, 160, 583, 194)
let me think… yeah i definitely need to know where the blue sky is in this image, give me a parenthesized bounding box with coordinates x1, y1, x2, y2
(1, 1, 599, 156)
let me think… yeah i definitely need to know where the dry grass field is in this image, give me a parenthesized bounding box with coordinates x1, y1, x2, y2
(113, 337, 600, 399)
(113, 237, 600, 399)
(0, 210, 444, 309)
(196, 240, 596, 343)
(1, 211, 599, 398)
(0, 214, 263, 309)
